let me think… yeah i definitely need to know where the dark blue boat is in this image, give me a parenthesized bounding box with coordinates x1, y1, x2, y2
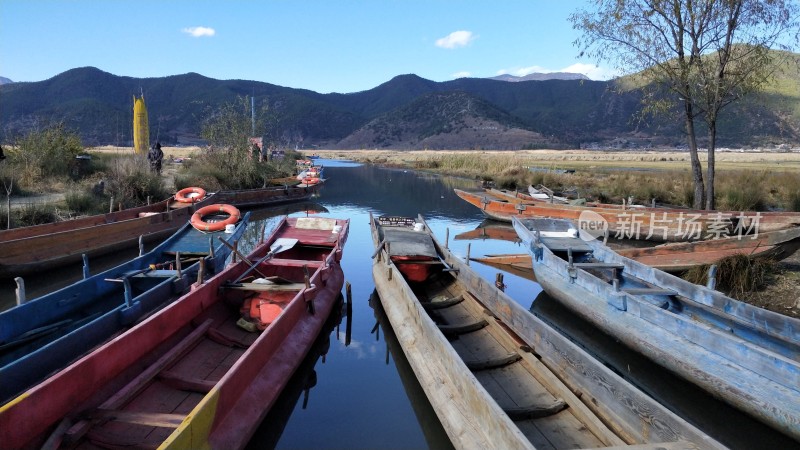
(0, 212, 251, 404)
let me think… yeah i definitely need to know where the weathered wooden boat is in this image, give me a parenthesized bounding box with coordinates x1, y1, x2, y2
(0, 211, 250, 405)
(470, 253, 537, 282)
(469, 226, 800, 273)
(211, 179, 323, 208)
(455, 188, 800, 242)
(513, 216, 800, 439)
(0, 183, 322, 278)
(0, 215, 348, 450)
(370, 214, 722, 449)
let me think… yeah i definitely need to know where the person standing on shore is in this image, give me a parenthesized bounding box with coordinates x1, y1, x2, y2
(147, 142, 163, 174)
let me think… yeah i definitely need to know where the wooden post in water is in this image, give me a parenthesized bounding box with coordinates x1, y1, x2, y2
(139, 235, 144, 256)
(14, 277, 26, 305)
(147, 195, 151, 206)
(445, 228, 450, 249)
(82, 254, 90, 279)
(175, 251, 182, 279)
(345, 281, 352, 347)
(495, 273, 505, 292)
(109, 196, 114, 213)
(465, 243, 471, 265)
(196, 258, 205, 285)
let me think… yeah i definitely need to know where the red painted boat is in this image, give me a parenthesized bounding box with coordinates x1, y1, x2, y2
(0, 215, 349, 450)
(455, 188, 800, 242)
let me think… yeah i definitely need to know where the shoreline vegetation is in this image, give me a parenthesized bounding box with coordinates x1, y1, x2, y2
(7, 145, 800, 318)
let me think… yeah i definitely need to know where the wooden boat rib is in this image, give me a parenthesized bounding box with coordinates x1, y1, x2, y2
(455, 188, 800, 242)
(467, 225, 800, 273)
(0, 182, 322, 278)
(0, 213, 251, 405)
(0, 215, 349, 450)
(370, 214, 722, 449)
(513, 217, 800, 439)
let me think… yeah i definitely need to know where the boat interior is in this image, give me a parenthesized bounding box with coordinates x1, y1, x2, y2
(518, 217, 799, 363)
(380, 220, 630, 448)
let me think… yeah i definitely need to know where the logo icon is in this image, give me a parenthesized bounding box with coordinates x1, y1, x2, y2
(577, 210, 608, 241)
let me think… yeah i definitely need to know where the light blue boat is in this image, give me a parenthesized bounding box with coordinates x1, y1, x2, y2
(513, 216, 800, 439)
(0, 212, 250, 404)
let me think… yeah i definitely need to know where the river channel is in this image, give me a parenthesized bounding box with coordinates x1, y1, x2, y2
(1, 159, 795, 449)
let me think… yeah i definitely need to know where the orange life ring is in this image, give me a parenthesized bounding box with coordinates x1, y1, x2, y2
(302, 177, 320, 185)
(175, 187, 207, 203)
(190, 204, 241, 232)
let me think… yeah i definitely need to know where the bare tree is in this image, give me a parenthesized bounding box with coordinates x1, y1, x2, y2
(571, 0, 800, 209)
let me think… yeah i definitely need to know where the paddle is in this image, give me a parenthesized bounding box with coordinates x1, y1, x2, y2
(232, 238, 298, 284)
(217, 237, 269, 279)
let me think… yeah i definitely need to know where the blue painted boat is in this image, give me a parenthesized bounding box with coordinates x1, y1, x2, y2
(513, 216, 800, 439)
(0, 211, 251, 404)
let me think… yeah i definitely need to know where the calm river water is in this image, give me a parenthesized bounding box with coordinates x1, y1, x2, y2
(1, 159, 795, 449)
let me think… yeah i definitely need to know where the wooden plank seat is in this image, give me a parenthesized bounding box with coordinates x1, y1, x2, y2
(206, 327, 253, 348)
(87, 409, 185, 428)
(222, 282, 308, 292)
(622, 287, 677, 296)
(464, 352, 522, 371)
(503, 398, 567, 420)
(157, 370, 216, 393)
(437, 319, 488, 336)
(574, 262, 625, 270)
(61, 320, 214, 444)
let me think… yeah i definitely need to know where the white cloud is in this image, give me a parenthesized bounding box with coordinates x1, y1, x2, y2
(452, 71, 471, 79)
(496, 63, 620, 80)
(182, 26, 216, 38)
(435, 30, 475, 49)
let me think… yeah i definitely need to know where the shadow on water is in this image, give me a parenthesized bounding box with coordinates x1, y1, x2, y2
(246, 294, 346, 450)
(367, 290, 454, 450)
(529, 291, 799, 450)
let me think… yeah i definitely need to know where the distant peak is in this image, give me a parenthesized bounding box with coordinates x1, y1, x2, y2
(489, 72, 589, 82)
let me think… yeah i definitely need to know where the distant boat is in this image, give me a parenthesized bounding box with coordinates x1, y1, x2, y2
(513, 216, 800, 438)
(133, 94, 148, 154)
(455, 188, 800, 241)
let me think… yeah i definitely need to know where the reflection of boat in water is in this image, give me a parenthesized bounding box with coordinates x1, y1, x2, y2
(247, 201, 329, 221)
(454, 219, 521, 243)
(368, 291, 454, 450)
(370, 213, 721, 449)
(470, 253, 535, 282)
(245, 295, 345, 449)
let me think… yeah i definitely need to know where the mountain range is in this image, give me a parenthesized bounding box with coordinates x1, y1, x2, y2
(1, 59, 798, 149)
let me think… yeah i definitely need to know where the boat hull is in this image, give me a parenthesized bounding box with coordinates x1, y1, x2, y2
(0, 183, 321, 278)
(0, 216, 348, 450)
(514, 217, 800, 439)
(371, 214, 721, 449)
(456, 188, 800, 242)
(0, 214, 250, 404)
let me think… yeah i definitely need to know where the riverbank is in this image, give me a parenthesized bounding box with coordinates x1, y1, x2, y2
(313, 148, 800, 319)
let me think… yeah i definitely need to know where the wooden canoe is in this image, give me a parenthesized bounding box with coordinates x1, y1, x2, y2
(469, 225, 800, 273)
(370, 213, 722, 449)
(513, 217, 800, 439)
(0, 182, 322, 279)
(0, 215, 349, 450)
(455, 188, 800, 242)
(0, 213, 251, 405)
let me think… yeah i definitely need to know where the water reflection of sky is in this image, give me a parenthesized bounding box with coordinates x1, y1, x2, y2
(242, 162, 542, 449)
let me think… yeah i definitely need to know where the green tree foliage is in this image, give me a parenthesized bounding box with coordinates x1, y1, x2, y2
(571, 0, 800, 209)
(196, 96, 287, 190)
(13, 122, 83, 183)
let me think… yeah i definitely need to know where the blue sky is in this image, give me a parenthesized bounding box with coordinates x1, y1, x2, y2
(0, 0, 615, 94)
